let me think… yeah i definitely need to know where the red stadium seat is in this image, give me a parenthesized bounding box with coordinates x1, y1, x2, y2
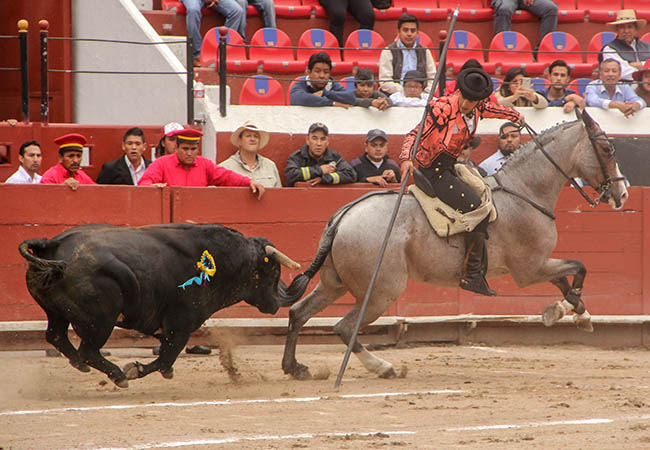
(339, 76, 356, 91)
(343, 29, 386, 72)
(641, 32, 650, 44)
(623, 0, 650, 20)
(511, 9, 537, 22)
(374, 4, 405, 20)
(488, 31, 546, 75)
(537, 32, 595, 76)
(274, 0, 312, 19)
(568, 77, 593, 96)
(439, 0, 494, 21)
(297, 28, 354, 74)
(531, 77, 548, 91)
(250, 28, 306, 73)
(393, 0, 448, 21)
(586, 31, 616, 64)
(301, 0, 328, 18)
(554, 0, 587, 22)
(201, 27, 259, 72)
(287, 75, 307, 105)
(577, 0, 619, 22)
(239, 75, 285, 105)
(445, 30, 497, 74)
(167, 0, 217, 16)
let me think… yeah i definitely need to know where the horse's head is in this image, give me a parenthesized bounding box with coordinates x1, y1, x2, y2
(575, 109, 628, 209)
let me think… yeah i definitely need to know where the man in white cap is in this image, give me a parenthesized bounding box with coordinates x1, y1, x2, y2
(600, 9, 650, 82)
(155, 122, 184, 158)
(219, 121, 282, 188)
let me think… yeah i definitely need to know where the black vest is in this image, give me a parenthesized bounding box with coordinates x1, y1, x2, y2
(388, 41, 428, 83)
(599, 38, 650, 64)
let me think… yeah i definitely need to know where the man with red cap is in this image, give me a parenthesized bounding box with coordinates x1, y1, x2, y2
(139, 128, 265, 199)
(400, 68, 524, 297)
(41, 133, 96, 190)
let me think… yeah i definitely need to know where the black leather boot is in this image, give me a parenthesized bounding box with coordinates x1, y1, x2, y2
(460, 231, 497, 296)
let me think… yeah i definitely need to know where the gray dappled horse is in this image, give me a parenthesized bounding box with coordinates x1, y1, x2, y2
(281, 109, 628, 380)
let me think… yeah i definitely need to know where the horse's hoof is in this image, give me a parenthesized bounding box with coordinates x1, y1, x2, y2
(574, 312, 594, 333)
(123, 362, 140, 380)
(70, 361, 91, 373)
(378, 367, 397, 379)
(161, 367, 174, 379)
(113, 377, 129, 388)
(542, 301, 566, 327)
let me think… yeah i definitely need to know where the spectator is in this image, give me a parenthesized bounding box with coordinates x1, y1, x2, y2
(600, 9, 650, 82)
(219, 121, 282, 187)
(491, 0, 558, 52)
(319, 0, 375, 48)
(633, 59, 650, 105)
(290, 52, 356, 107)
(41, 133, 96, 190)
(139, 128, 265, 199)
(585, 58, 645, 116)
(536, 60, 585, 113)
(4, 140, 42, 184)
(353, 68, 391, 110)
(284, 122, 356, 186)
(458, 136, 487, 177)
(389, 70, 429, 107)
(479, 122, 522, 176)
(350, 129, 400, 187)
(379, 14, 437, 95)
(96, 128, 152, 185)
(496, 67, 548, 108)
(181, 0, 245, 63)
(435, 59, 499, 102)
(155, 122, 184, 158)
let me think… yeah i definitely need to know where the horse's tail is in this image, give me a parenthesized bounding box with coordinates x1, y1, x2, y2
(278, 190, 399, 306)
(18, 239, 66, 289)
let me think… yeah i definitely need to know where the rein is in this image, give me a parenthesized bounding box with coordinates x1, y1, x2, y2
(491, 174, 556, 220)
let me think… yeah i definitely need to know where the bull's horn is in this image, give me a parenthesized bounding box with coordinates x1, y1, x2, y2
(265, 245, 301, 270)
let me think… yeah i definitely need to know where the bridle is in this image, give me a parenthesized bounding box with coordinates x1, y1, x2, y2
(521, 122, 625, 208)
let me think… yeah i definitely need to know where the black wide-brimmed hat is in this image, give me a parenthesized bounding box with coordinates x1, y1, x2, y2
(456, 68, 493, 101)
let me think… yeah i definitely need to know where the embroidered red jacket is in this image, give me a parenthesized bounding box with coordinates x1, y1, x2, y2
(399, 91, 521, 168)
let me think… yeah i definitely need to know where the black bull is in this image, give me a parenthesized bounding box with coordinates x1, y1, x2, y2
(19, 223, 302, 388)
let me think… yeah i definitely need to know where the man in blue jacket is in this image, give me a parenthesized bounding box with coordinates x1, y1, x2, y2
(290, 52, 356, 107)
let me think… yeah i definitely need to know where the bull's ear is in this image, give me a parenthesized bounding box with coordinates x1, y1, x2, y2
(577, 107, 599, 132)
(575, 107, 583, 121)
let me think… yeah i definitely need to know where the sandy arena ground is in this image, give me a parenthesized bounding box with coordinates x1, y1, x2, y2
(1, 342, 650, 449)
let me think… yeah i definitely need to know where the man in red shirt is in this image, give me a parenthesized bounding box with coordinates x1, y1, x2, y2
(139, 128, 265, 199)
(41, 133, 96, 190)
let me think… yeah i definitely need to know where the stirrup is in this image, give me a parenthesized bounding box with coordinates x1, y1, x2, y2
(460, 275, 497, 296)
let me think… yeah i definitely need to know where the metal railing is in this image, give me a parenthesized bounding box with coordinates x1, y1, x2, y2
(0, 20, 29, 122)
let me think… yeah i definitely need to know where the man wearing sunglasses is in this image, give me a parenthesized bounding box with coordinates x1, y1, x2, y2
(479, 122, 522, 176)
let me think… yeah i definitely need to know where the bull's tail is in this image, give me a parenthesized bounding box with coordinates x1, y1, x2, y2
(278, 190, 399, 307)
(18, 239, 66, 288)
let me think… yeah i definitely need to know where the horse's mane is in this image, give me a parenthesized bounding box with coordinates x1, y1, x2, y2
(495, 120, 581, 175)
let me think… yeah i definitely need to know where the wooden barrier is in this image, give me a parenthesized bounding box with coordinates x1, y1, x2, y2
(1, 184, 648, 322)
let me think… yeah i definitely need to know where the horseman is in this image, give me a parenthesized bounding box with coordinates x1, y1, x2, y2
(399, 68, 524, 297)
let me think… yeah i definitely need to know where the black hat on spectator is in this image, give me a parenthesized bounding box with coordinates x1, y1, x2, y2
(457, 68, 493, 101)
(308, 122, 329, 135)
(403, 70, 426, 87)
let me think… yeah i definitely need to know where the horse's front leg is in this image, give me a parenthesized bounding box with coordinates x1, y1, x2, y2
(539, 259, 593, 332)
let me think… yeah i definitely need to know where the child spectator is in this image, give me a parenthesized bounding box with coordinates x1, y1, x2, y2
(389, 70, 429, 107)
(353, 68, 391, 110)
(350, 129, 400, 187)
(290, 53, 356, 108)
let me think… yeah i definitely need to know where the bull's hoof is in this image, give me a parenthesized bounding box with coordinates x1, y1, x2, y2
(160, 367, 174, 379)
(291, 363, 312, 380)
(123, 362, 142, 380)
(378, 367, 397, 379)
(542, 301, 566, 327)
(574, 313, 594, 333)
(113, 377, 129, 388)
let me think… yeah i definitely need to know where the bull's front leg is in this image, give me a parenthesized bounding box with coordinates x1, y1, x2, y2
(123, 330, 188, 381)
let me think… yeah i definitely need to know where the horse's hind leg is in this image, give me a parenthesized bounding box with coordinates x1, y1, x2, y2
(333, 304, 397, 379)
(44, 312, 89, 373)
(282, 277, 347, 380)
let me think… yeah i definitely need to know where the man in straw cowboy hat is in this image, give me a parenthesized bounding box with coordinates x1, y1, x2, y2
(399, 68, 524, 297)
(600, 9, 650, 82)
(219, 121, 282, 188)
